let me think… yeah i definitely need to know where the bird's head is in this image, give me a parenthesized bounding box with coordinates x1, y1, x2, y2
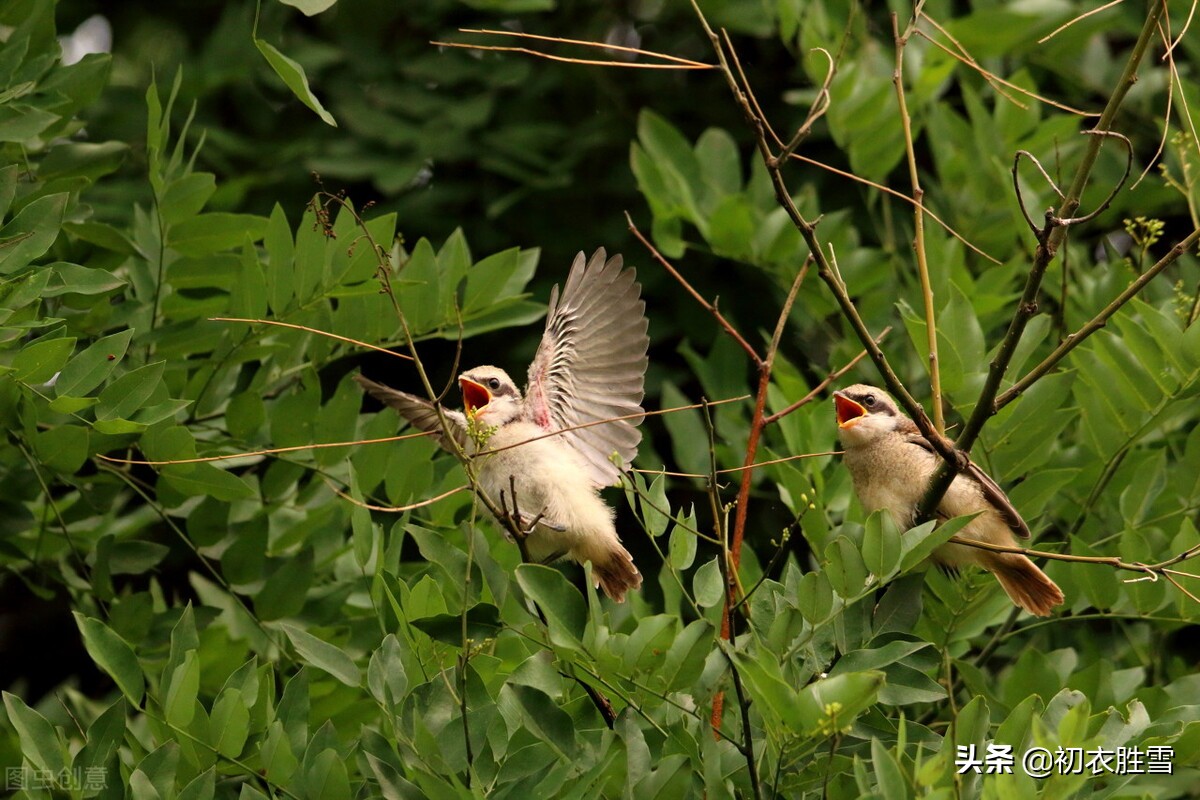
(459, 366, 522, 425)
(833, 384, 904, 446)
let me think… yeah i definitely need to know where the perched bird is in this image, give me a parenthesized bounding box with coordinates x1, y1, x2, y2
(356, 248, 649, 602)
(833, 384, 1064, 616)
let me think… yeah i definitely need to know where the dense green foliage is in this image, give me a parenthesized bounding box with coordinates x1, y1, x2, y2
(2, 0, 1199, 797)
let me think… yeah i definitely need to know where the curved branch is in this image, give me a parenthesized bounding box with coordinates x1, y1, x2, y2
(1052, 130, 1133, 226)
(1012, 150, 1062, 235)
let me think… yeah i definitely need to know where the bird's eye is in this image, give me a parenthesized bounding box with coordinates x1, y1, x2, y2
(487, 378, 501, 391)
(864, 395, 876, 407)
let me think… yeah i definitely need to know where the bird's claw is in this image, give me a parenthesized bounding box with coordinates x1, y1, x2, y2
(517, 511, 565, 533)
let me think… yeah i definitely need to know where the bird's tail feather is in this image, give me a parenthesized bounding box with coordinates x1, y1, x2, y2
(592, 547, 642, 603)
(988, 554, 1064, 617)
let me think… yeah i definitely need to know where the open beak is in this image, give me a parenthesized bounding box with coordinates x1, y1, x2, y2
(459, 377, 492, 415)
(833, 391, 867, 428)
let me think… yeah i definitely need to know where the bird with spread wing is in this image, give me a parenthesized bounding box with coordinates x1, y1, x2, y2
(356, 248, 650, 601)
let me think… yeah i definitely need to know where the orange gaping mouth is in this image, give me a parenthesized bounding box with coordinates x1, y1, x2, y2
(460, 378, 492, 414)
(834, 393, 867, 428)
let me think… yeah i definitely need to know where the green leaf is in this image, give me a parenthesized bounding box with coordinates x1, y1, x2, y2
(659, 619, 712, 693)
(795, 670, 886, 736)
(823, 536, 868, 598)
(163, 463, 255, 501)
(693, 557, 724, 607)
(832, 640, 932, 673)
(0, 192, 67, 274)
(304, 748, 352, 800)
(871, 738, 908, 800)
(278, 0, 339, 16)
(281, 624, 362, 687)
(0, 164, 17, 219)
(178, 769, 216, 800)
(410, 603, 502, 646)
(636, 109, 705, 230)
(107, 541, 171, 574)
(899, 515, 979, 572)
(878, 663, 947, 705)
(73, 697, 127, 774)
(261, 721, 299, 784)
(264, 204, 295, 314)
(0, 104, 58, 142)
(160, 173, 217, 225)
(255, 549, 314, 620)
(13, 336, 75, 382)
(165, 650, 200, 728)
(54, 329, 134, 397)
(254, 39, 337, 127)
(862, 511, 902, 576)
(96, 361, 165, 421)
(3, 691, 66, 774)
(209, 689, 250, 758)
(366, 635, 409, 707)
(640, 472, 670, 537)
(169, 213, 268, 255)
(73, 613, 145, 704)
(48, 395, 97, 414)
(507, 684, 577, 756)
(33, 424, 88, 472)
(464, 247, 520, 313)
(93, 417, 149, 435)
(707, 195, 756, 261)
(43, 262, 126, 296)
(696, 127, 742, 197)
(797, 571, 835, 624)
(63, 221, 136, 255)
(516, 564, 587, 651)
(232, 239, 268, 319)
(668, 520, 697, 571)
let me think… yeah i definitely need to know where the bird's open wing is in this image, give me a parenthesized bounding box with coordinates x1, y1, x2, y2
(354, 375, 467, 451)
(905, 433, 1031, 539)
(523, 249, 649, 487)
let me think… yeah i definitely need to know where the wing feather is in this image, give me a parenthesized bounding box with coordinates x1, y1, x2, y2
(524, 249, 650, 487)
(904, 433, 1031, 539)
(354, 375, 467, 451)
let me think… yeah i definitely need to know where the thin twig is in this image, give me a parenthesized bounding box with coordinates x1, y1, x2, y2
(1038, 0, 1126, 44)
(430, 41, 714, 69)
(626, 212, 762, 365)
(945, 534, 1200, 593)
(764, 328, 890, 425)
(450, 28, 715, 68)
(327, 482, 469, 513)
(916, 18, 1098, 117)
(472, 394, 750, 458)
(97, 430, 437, 466)
(892, 9, 942, 433)
(211, 316, 414, 360)
(632, 450, 843, 479)
(786, 153, 1001, 264)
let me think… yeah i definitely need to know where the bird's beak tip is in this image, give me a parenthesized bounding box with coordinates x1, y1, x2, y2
(459, 377, 492, 414)
(834, 393, 867, 428)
